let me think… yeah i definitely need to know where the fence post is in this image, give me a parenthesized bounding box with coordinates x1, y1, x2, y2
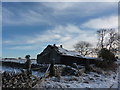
(49, 59, 55, 76)
(25, 55, 32, 75)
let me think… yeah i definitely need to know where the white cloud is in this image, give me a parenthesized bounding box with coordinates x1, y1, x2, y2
(3, 8, 52, 26)
(3, 2, 117, 26)
(46, 2, 117, 17)
(42, 2, 76, 11)
(82, 15, 118, 29)
(4, 24, 97, 50)
(3, 0, 119, 2)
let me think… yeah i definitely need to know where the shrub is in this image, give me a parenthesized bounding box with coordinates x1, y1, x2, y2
(98, 48, 116, 63)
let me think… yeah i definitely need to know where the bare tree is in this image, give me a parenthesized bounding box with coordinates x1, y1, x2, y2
(73, 41, 92, 56)
(97, 29, 107, 49)
(97, 28, 119, 56)
(106, 29, 120, 55)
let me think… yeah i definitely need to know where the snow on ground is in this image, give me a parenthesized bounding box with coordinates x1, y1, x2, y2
(41, 71, 118, 88)
(1, 59, 120, 88)
(118, 67, 120, 89)
(1, 65, 44, 78)
(0, 59, 37, 64)
(1, 66, 22, 73)
(32, 71, 44, 78)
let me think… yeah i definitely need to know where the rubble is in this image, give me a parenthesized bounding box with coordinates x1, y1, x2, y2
(2, 71, 39, 88)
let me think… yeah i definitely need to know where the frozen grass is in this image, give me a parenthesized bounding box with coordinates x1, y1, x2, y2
(41, 71, 118, 88)
(1, 59, 120, 88)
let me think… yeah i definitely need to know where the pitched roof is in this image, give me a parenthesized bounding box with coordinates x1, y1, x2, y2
(48, 45, 84, 58)
(57, 46, 84, 58)
(49, 44, 97, 59)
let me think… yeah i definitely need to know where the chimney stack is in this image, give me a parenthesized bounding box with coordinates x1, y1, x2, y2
(53, 44, 56, 47)
(60, 45, 62, 48)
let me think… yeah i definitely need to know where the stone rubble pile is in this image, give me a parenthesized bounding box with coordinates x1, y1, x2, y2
(2, 71, 39, 88)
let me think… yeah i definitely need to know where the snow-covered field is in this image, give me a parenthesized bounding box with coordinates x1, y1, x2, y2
(1, 65, 119, 88)
(0, 59, 37, 64)
(1, 65, 44, 78)
(41, 71, 118, 88)
(0, 59, 50, 78)
(40, 60, 120, 88)
(1, 66, 22, 73)
(1, 59, 120, 88)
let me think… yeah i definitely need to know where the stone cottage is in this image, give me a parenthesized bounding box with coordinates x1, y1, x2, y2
(37, 44, 96, 65)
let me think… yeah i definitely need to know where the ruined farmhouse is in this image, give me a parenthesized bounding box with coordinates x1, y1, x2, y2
(37, 44, 97, 65)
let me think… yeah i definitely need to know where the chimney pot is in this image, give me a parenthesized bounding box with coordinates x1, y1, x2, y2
(60, 45, 62, 48)
(53, 44, 56, 47)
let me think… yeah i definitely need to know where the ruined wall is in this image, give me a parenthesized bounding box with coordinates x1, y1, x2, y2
(60, 56, 97, 65)
(37, 46, 61, 64)
(60, 56, 87, 65)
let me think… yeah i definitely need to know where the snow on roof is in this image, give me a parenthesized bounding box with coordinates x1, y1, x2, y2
(57, 46, 97, 59)
(85, 57, 97, 59)
(57, 47, 84, 58)
(47, 45, 97, 59)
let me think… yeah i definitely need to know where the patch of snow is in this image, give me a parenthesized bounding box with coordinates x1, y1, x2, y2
(1, 65, 22, 73)
(118, 66, 120, 89)
(1, 65, 44, 78)
(58, 47, 84, 58)
(41, 71, 118, 88)
(32, 71, 44, 78)
(115, 59, 120, 65)
(85, 57, 97, 59)
(58, 47, 97, 60)
(0, 59, 37, 64)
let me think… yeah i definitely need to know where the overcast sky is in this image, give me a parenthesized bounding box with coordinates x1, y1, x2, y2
(2, 2, 118, 58)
